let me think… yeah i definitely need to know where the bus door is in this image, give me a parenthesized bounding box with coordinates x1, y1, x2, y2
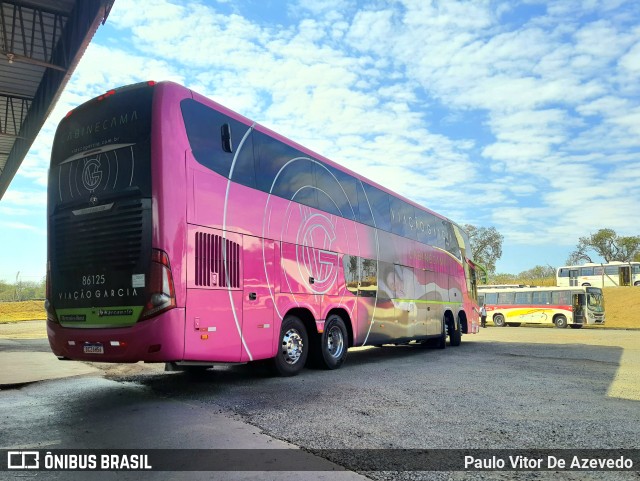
(569, 269, 580, 287)
(572, 293, 585, 324)
(620, 265, 631, 286)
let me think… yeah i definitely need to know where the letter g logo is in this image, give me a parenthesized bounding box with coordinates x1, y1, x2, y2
(82, 157, 102, 192)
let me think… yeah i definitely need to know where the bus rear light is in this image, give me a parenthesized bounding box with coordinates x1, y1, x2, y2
(140, 249, 176, 321)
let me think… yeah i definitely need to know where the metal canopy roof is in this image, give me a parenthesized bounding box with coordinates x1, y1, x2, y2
(0, 0, 114, 200)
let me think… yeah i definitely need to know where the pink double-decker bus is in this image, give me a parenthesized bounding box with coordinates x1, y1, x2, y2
(46, 81, 481, 376)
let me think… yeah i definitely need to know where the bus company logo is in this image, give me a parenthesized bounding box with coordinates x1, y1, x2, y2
(297, 213, 339, 294)
(8, 451, 39, 469)
(82, 157, 102, 191)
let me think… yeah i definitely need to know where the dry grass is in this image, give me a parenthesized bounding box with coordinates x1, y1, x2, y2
(0, 300, 46, 322)
(1, 288, 639, 328)
(600, 287, 640, 329)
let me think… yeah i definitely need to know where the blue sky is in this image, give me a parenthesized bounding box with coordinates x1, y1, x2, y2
(1, 0, 640, 283)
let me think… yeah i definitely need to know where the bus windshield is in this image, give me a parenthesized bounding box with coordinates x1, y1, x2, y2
(587, 291, 605, 313)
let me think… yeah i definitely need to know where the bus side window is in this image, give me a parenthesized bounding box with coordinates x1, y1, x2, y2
(484, 292, 498, 304)
(343, 255, 360, 295)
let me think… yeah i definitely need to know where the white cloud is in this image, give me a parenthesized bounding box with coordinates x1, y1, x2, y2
(3, 0, 640, 279)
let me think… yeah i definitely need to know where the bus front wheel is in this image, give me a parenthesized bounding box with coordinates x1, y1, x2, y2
(318, 314, 348, 370)
(493, 314, 506, 327)
(554, 315, 568, 329)
(273, 315, 309, 376)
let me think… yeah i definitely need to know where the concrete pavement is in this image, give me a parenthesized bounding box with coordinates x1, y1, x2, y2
(0, 320, 371, 480)
(0, 320, 102, 387)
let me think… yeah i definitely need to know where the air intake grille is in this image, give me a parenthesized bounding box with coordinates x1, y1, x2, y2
(195, 232, 240, 288)
(54, 200, 144, 271)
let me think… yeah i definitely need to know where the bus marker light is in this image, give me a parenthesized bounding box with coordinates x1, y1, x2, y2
(68, 341, 76, 346)
(201, 335, 209, 340)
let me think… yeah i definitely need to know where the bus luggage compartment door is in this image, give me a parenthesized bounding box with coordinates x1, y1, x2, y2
(185, 226, 244, 362)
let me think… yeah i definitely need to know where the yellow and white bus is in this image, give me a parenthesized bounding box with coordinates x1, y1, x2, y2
(556, 262, 640, 287)
(477, 286, 605, 328)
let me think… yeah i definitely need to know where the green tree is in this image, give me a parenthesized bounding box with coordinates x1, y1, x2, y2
(463, 224, 503, 276)
(567, 229, 640, 264)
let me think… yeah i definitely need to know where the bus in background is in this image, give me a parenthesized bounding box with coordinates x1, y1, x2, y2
(556, 262, 640, 287)
(477, 286, 605, 328)
(46, 81, 481, 376)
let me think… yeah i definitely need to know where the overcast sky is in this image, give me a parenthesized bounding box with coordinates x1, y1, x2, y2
(1, 0, 640, 283)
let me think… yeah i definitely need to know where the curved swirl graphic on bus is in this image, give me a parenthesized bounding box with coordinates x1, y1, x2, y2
(56, 145, 135, 202)
(296, 210, 338, 294)
(262, 156, 373, 322)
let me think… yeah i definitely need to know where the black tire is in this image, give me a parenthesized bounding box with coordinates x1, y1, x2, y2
(318, 314, 348, 370)
(634, 281, 640, 286)
(437, 320, 447, 349)
(449, 318, 461, 347)
(570, 324, 583, 329)
(272, 315, 308, 376)
(554, 315, 568, 329)
(493, 314, 506, 327)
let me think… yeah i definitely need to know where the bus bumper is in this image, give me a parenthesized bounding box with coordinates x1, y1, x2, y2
(47, 308, 185, 363)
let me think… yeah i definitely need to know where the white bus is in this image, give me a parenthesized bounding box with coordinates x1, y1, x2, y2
(477, 285, 605, 328)
(556, 262, 640, 287)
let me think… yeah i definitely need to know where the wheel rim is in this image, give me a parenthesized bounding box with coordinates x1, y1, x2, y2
(281, 328, 304, 365)
(326, 325, 344, 359)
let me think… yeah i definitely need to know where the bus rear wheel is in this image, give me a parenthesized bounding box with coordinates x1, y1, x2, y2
(318, 314, 348, 370)
(449, 318, 461, 346)
(554, 315, 568, 329)
(273, 315, 308, 376)
(493, 314, 506, 327)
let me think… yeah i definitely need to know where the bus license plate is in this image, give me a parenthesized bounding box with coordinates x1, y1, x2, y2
(83, 344, 104, 354)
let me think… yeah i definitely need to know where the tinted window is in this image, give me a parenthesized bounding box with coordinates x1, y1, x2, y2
(414, 209, 438, 246)
(315, 163, 357, 219)
(581, 267, 594, 276)
(182, 99, 252, 181)
(271, 155, 318, 209)
(356, 180, 375, 226)
(360, 258, 378, 297)
(558, 268, 569, 278)
(604, 266, 619, 275)
(363, 184, 391, 231)
(51, 84, 154, 204)
(229, 130, 256, 188)
(343, 255, 360, 295)
(515, 292, 531, 304)
(390, 197, 417, 239)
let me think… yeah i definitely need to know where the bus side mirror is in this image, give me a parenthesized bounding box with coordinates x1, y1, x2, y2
(221, 123, 233, 153)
